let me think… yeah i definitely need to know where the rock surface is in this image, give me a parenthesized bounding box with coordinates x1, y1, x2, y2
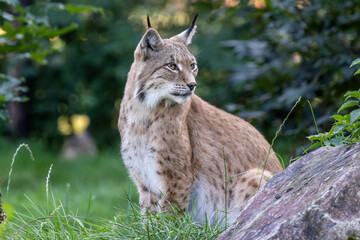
(218, 144, 360, 240)
(60, 131, 98, 160)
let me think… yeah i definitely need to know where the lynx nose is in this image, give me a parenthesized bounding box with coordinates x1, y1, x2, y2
(187, 82, 197, 91)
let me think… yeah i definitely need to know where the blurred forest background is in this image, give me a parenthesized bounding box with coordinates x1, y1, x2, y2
(2, 0, 360, 157)
(1, 0, 360, 221)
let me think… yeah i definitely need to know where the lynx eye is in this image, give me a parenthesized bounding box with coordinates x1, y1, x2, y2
(190, 63, 197, 71)
(166, 63, 179, 71)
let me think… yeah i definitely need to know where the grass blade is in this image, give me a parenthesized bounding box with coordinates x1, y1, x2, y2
(6, 144, 34, 203)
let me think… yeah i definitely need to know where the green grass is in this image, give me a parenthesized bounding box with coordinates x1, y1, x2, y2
(0, 137, 137, 219)
(0, 137, 137, 238)
(4, 195, 227, 239)
(0, 137, 227, 239)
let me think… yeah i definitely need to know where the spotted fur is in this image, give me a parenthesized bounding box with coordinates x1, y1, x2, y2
(118, 19, 283, 225)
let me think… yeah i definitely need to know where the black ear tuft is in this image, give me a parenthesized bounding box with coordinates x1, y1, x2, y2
(147, 14, 152, 29)
(186, 13, 199, 37)
(169, 13, 198, 45)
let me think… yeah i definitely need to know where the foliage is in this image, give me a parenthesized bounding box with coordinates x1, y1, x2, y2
(24, 0, 143, 147)
(0, 0, 100, 121)
(299, 58, 360, 155)
(3, 0, 360, 156)
(23, 0, 235, 148)
(0, 74, 27, 121)
(306, 61, 360, 151)
(307, 90, 360, 150)
(350, 57, 360, 75)
(212, 0, 360, 143)
(304, 59, 360, 151)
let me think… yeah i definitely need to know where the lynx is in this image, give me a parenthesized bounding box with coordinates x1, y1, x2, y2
(118, 14, 283, 225)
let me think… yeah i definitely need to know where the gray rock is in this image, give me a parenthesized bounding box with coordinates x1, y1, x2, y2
(218, 144, 360, 240)
(60, 131, 98, 160)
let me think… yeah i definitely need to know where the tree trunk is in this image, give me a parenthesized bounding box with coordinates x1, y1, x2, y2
(6, 0, 34, 138)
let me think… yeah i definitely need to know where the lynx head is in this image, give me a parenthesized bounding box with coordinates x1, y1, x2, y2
(131, 14, 199, 108)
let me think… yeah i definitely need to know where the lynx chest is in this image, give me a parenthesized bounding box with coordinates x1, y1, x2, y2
(120, 104, 164, 195)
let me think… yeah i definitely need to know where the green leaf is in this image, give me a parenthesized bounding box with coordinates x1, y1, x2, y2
(337, 100, 359, 113)
(328, 125, 336, 135)
(333, 124, 345, 134)
(351, 128, 360, 138)
(0, 0, 18, 7)
(330, 114, 344, 122)
(22, 96, 29, 102)
(65, 4, 103, 16)
(350, 58, 360, 67)
(324, 140, 331, 146)
(0, 109, 9, 122)
(329, 136, 343, 146)
(305, 142, 322, 152)
(354, 68, 360, 76)
(73, 217, 88, 233)
(350, 109, 360, 124)
(306, 134, 322, 141)
(344, 91, 360, 100)
(1, 11, 15, 21)
(30, 50, 48, 64)
(41, 24, 78, 38)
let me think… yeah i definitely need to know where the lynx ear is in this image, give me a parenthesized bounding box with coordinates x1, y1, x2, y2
(171, 13, 198, 45)
(138, 28, 164, 59)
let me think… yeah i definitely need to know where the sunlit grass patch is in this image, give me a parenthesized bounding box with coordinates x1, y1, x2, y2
(0, 139, 227, 239)
(4, 194, 227, 239)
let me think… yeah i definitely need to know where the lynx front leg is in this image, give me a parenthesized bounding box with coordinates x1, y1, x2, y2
(131, 175, 164, 214)
(157, 159, 194, 214)
(137, 160, 194, 215)
(138, 184, 161, 213)
(136, 174, 193, 215)
(128, 140, 193, 215)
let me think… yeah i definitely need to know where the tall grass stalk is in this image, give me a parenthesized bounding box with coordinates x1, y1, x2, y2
(222, 148, 228, 227)
(276, 153, 286, 170)
(260, 96, 302, 171)
(46, 164, 53, 204)
(256, 97, 302, 186)
(6, 144, 34, 203)
(307, 100, 322, 146)
(226, 97, 302, 186)
(127, 182, 132, 224)
(86, 189, 92, 219)
(65, 182, 71, 212)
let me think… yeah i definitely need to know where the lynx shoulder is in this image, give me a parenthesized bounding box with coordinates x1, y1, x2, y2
(118, 15, 283, 225)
